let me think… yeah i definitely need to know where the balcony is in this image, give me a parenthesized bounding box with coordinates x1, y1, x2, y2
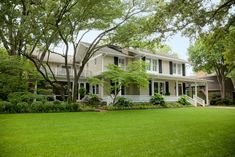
(40, 67, 93, 78)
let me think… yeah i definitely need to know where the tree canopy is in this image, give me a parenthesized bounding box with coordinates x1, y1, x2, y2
(188, 28, 235, 98)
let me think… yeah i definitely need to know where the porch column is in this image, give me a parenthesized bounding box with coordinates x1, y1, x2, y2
(194, 82, 198, 106)
(176, 80, 179, 98)
(151, 79, 154, 96)
(188, 83, 192, 97)
(34, 80, 37, 94)
(99, 79, 104, 98)
(205, 82, 209, 106)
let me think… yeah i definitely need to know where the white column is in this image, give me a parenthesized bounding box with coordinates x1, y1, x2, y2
(176, 80, 179, 98)
(206, 82, 209, 106)
(100, 79, 104, 98)
(34, 80, 37, 94)
(151, 79, 154, 96)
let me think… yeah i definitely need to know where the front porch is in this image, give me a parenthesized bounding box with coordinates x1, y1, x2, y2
(102, 74, 209, 106)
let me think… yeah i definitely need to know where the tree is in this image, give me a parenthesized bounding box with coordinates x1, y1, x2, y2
(188, 30, 235, 99)
(0, 0, 157, 102)
(147, 0, 235, 38)
(89, 61, 148, 104)
(41, 0, 155, 102)
(0, 48, 36, 100)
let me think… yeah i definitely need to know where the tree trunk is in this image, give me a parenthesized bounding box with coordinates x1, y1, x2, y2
(72, 65, 85, 102)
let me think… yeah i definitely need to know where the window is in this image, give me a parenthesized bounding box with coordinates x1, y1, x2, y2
(146, 58, 151, 71)
(177, 64, 182, 75)
(60, 65, 71, 75)
(173, 63, 177, 74)
(96, 85, 99, 94)
(172, 63, 182, 75)
(94, 59, 97, 65)
(153, 81, 165, 95)
(118, 58, 125, 67)
(92, 84, 99, 94)
(152, 60, 158, 72)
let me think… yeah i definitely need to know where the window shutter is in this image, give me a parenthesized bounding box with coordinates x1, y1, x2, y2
(142, 56, 146, 61)
(86, 83, 90, 94)
(183, 83, 186, 95)
(114, 56, 118, 65)
(159, 59, 162, 73)
(169, 61, 173, 75)
(149, 80, 152, 96)
(182, 64, 186, 76)
(165, 81, 169, 95)
(121, 86, 125, 95)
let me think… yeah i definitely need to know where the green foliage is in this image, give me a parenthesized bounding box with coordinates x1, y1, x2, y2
(65, 102, 81, 112)
(177, 95, 191, 106)
(210, 95, 234, 106)
(84, 94, 102, 107)
(16, 102, 30, 113)
(0, 101, 15, 113)
(0, 52, 31, 100)
(8, 92, 37, 105)
(98, 61, 148, 104)
(114, 97, 132, 107)
(150, 93, 165, 106)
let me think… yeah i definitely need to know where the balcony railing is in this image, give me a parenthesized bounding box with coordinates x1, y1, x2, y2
(40, 67, 93, 78)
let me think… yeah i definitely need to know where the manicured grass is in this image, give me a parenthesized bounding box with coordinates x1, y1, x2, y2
(1, 108, 235, 157)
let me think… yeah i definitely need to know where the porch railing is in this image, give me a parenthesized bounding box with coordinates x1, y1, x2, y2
(185, 95, 196, 106)
(193, 95, 205, 107)
(102, 95, 180, 105)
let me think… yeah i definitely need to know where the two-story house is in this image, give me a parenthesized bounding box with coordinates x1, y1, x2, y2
(75, 42, 209, 106)
(35, 42, 209, 106)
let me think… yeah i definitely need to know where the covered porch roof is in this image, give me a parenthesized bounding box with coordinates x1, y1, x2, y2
(148, 74, 210, 83)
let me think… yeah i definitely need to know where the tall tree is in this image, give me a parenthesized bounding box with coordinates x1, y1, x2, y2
(188, 29, 235, 98)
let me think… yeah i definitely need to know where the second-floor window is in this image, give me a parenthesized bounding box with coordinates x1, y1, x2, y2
(173, 63, 182, 75)
(146, 58, 158, 72)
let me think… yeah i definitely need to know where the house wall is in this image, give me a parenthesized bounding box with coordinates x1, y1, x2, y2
(86, 55, 103, 76)
(103, 56, 114, 70)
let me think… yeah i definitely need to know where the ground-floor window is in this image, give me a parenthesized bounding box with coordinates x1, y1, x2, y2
(153, 81, 165, 95)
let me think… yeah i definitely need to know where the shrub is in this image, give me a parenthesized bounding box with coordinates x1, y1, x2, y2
(0, 101, 15, 113)
(8, 92, 36, 104)
(16, 102, 29, 113)
(177, 95, 191, 105)
(210, 94, 234, 106)
(31, 101, 44, 112)
(65, 102, 80, 112)
(0, 101, 14, 113)
(84, 94, 101, 107)
(114, 97, 132, 107)
(44, 102, 54, 112)
(150, 93, 165, 105)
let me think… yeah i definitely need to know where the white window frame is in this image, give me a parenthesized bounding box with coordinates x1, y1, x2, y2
(152, 59, 158, 72)
(173, 63, 182, 76)
(146, 58, 152, 71)
(146, 58, 158, 73)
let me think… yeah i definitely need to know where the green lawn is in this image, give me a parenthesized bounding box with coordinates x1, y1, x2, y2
(1, 108, 235, 157)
